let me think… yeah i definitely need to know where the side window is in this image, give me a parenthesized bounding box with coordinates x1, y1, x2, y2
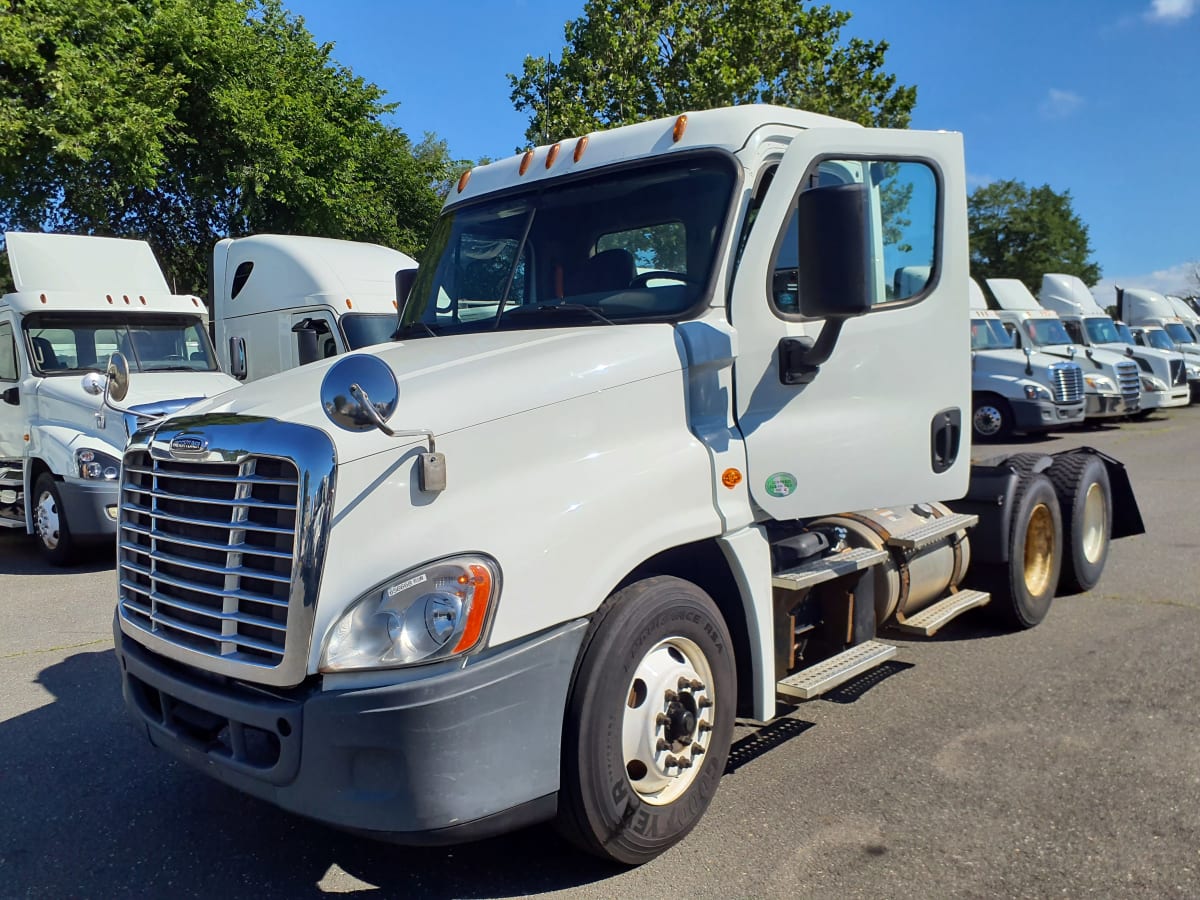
(771, 158, 939, 314)
(0, 323, 17, 380)
(1063, 321, 1084, 343)
(596, 223, 686, 283)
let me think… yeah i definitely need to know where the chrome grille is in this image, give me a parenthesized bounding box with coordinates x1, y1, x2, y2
(118, 450, 299, 668)
(1115, 360, 1140, 400)
(1049, 362, 1084, 404)
(1171, 358, 1186, 386)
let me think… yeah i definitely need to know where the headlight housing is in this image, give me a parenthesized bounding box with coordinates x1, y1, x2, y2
(321, 555, 499, 672)
(1023, 384, 1052, 401)
(1140, 375, 1168, 393)
(1084, 374, 1116, 392)
(75, 448, 120, 480)
(1187, 365, 1200, 380)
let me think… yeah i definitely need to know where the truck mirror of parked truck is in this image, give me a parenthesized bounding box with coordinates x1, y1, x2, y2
(104, 352, 130, 403)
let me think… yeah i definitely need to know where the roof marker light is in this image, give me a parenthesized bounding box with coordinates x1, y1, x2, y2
(123, 295, 130, 305)
(139, 295, 146, 305)
(457, 169, 472, 193)
(545, 143, 561, 169)
(519, 149, 534, 175)
(574, 135, 589, 162)
(346, 299, 353, 309)
(106, 294, 114, 304)
(672, 114, 688, 143)
(39, 293, 47, 304)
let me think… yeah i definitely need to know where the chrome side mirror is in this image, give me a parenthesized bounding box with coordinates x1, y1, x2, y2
(106, 353, 130, 403)
(81, 372, 106, 396)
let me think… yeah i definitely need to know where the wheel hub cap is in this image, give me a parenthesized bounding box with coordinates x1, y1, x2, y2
(1023, 502, 1055, 596)
(35, 490, 60, 550)
(974, 406, 1002, 436)
(1081, 482, 1108, 564)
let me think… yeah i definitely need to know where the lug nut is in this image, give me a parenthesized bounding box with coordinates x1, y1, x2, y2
(677, 756, 693, 769)
(690, 679, 704, 691)
(678, 676, 691, 691)
(692, 744, 705, 755)
(698, 721, 712, 733)
(664, 754, 678, 768)
(656, 738, 669, 752)
(664, 689, 678, 702)
(697, 697, 713, 709)
(655, 713, 669, 727)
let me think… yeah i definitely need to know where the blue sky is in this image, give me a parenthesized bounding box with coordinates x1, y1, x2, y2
(283, 0, 1199, 295)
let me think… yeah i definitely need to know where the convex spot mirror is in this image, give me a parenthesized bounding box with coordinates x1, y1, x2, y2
(106, 353, 130, 403)
(81, 372, 105, 396)
(321, 354, 398, 433)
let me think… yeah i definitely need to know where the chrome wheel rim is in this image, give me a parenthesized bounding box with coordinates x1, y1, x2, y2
(622, 636, 715, 805)
(1081, 482, 1108, 564)
(35, 489, 60, 550)
(973, 405, 1003, 437)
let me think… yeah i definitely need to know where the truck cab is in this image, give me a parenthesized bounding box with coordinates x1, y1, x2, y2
(0, 232, 239, 563)
(987, 277, 1140, 419)
(969, 280, 1084, 439)
(1040, 273, 1189, 412)
(213, 235, 417, 382)
(1120, 287, 1200, 399)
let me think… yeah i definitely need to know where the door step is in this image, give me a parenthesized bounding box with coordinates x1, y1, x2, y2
(777, 640, 897, 700)
(894, 589, 991, 636)
(886, 512, 977, 551)
(772, 547, 889, 592)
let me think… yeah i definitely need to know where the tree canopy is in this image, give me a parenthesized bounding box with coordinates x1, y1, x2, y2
(968, 179, 1101, 292)
(508, 0, 917, 146)
(0, 0, 456, 294)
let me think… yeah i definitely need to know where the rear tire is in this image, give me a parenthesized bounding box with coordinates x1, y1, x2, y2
(556, 576, 736, 865)
(1048, 454, 1111, 594)
(972, 394, 1015, 441)
(33, 473, 75, 567)
(977, 472, 1063, 629)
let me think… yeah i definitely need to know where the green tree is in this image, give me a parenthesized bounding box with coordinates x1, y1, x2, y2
(508, 0, 917, 147)
(968, 179, 1101, 292)
(0, 0, 456, 294)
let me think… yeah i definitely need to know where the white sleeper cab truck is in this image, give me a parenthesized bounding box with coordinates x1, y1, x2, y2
(968, 280, 1085, 440)
(213, 234, 417, 382)
(987, 277, 1140, 420)
(107, 107, 1143, 864)
(0, 232, 239, 564)
(1039, 274, 1189, 414)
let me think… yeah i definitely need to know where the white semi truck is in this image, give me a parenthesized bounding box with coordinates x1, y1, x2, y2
(987, 277, 1141, 420)
(0, 232, 238, 564)
(107, 107, 1142, 864)
(969, 279, 1085, 440)
(1119, 287, 1200, 400)
(212, 234, 417, 382)
(1039, 273, 1190, 413)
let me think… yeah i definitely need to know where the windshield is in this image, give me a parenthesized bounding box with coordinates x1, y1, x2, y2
(1141, 328, 1177, 351)
(341, 313, 398, 350)
(400, 154, 737, 335)
(22, 313, 217, 375)
(1082, 317, 1121, 344)
(1114, 322, 1135, 344)
(1164, 322, 1195, 345)
(970, 318, 1014, 350)
(1023, 318, 1073, 347)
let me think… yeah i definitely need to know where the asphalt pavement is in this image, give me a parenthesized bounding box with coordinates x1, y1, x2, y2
(2, 408, 1198, 898)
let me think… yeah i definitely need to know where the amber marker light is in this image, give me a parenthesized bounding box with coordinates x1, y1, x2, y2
(519, 149, 534, 175)
(345, 298, 353, 309)
(452, 564, 494, 653)
(106, 294, 114, 304)
(545, 143, 561, 168)
(139, 295, 147, 305)
(673, 114, 688, 142)
(456, 169, 472, 193)
(721, 468, 743, 489)
(574, 135, 589, 162)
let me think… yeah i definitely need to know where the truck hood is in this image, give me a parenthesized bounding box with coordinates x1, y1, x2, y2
(1033, 343, 1128, 373)
(972, 348, 1075, 381)
(183, 326, 685, 464)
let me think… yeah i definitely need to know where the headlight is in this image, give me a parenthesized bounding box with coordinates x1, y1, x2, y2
(75, 448, 120, 480)
(1023, 384, 1052, 401)
(1084, 374, 1116, 392)
(1188, 365, 1200, 380)
(1140, 375, 1168, 392)
(321, 555, 499, 672)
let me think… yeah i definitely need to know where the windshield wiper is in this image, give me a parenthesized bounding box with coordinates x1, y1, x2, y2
(503, 303, 615, 326)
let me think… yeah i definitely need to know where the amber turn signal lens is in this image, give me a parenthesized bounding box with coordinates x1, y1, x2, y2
(456, 169, 471, 193)
(721, 468, 742, 489)
(519, 149, 534, 175)
(672, 114, 688, 143)
(574, 135, 589, 162)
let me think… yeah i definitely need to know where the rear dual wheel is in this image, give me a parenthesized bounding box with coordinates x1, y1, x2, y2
(556, 576, 736, 865)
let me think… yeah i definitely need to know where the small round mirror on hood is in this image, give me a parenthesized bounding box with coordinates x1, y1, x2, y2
(106, 353, 131, 402)
(321, 354, 399, 433)
(81, 372, 106, 396)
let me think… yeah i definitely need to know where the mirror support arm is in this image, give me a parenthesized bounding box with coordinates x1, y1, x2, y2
(778, 320, 846, 385)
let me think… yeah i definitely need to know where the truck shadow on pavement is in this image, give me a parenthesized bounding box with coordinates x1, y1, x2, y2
(0, 531, 114, 575)
(0, 650, 621, 898)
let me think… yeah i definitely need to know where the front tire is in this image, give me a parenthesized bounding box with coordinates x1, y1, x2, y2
(972, 394, 1015, 441)
(556, 576, 736, 865)
(1048, 454, 1112, 594)
(33, 473, 75, 566)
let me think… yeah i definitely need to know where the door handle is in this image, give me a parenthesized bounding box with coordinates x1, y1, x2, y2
(930, 408, 961, 474)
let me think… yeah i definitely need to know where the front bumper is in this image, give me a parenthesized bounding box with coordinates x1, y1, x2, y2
(116, 616, 588, 842)
(1085, 392, 1137, 419)
(1011, 398, 1086, 432)
(57, 479, 119, 540)
(1139, 386, 1190, 410)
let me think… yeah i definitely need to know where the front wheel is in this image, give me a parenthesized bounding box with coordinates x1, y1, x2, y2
(972, 395, 1015, 441)
(33, 473, 76, 566)
(556, 576, 736, 865)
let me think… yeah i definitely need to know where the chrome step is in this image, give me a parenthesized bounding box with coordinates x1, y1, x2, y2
(777, 640, 897, 700)
(886, 512, 978, 551)
(894, 589, 991, 637)
(772, 547, 890, 592)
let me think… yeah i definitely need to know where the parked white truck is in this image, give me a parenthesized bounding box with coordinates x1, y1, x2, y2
(1119, 287, 1200, 400)
(0, 232, 239, 563)
(108, 107, 1142, 864)
(212, 234, 417, 382)
(1039, 273, 1189, 413)
(987, 277, 1141, 420)
(969, 279, 1085, 439)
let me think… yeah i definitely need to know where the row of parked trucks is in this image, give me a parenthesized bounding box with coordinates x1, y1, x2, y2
(0, 105, 1165, 862)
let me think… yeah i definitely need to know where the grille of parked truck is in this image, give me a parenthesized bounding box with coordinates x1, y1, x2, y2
(108, 106, 1143, 865)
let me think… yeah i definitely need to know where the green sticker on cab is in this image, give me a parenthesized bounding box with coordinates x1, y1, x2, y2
(765, 472, 797, 497)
